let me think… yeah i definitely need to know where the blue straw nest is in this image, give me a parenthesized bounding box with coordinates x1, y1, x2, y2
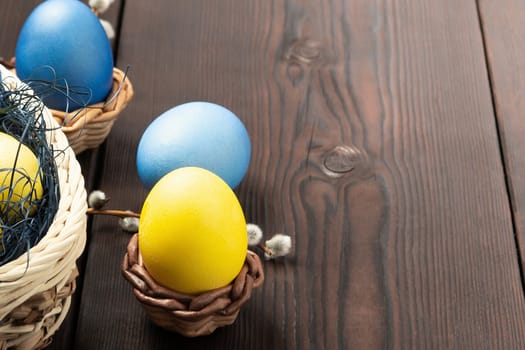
(0, 72, 60, 268)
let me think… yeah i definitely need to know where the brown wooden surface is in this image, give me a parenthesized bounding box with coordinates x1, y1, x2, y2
(478, 0, 525, 274)
(2, 0, 525, 349)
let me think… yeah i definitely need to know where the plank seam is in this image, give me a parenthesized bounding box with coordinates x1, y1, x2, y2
(113, 0, 127, 63)
(475, 0, 525, 295)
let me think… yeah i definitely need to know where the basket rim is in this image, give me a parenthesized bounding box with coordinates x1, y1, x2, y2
(51, 67, 134, 131)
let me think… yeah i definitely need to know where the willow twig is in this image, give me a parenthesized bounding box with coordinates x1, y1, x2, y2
(86, 208, 140, 218)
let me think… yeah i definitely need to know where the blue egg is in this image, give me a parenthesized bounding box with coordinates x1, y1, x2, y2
(15, 0, 114, 111)
(137, 102, 251, 189)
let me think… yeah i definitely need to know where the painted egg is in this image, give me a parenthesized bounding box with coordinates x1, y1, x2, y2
(15, 0, 114, 111)
(138, 167, 248, 294)
(136, 101, 251, 189)
(0, 132, 43, 222)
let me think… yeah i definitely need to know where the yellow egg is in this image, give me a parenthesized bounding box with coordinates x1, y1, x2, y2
(0, 132, 43, 222)
(138, 167, 248, 294)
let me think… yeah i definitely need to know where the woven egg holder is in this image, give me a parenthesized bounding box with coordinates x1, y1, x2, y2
(50, 67, 134, 154)
(0, 65, 87, 350)
(122, 234, 264, 337)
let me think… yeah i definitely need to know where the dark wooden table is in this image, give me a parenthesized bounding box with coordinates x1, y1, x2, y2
(2, 0, 525, 349)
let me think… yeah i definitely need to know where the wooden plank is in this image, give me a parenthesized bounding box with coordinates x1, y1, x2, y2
(0, 1, 40, 59)
(74, 1, 525, 350)
(478, 0, 525, 274)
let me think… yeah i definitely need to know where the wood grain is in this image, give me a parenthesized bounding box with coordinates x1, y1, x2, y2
(0, 1, 40, 64)
(72, 0, 525, 349)
(478, 0, 525, 277)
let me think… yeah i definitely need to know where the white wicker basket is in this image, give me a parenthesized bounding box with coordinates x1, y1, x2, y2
(0, 65, 87, 350)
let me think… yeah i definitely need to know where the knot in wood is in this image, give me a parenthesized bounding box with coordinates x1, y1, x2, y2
(284, 38, 322, 65)
(322, 145, 369, 178)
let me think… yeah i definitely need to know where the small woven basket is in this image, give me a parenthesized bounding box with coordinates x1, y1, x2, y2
(50, 67, 134, 154)
(0, 65, 87, 350)
(122, 234, 264, 337)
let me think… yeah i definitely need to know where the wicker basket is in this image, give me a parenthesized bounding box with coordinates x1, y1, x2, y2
(122, 234, 264, 337)
(50, 67, 134, 154)
(0, 65, 87, 350)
